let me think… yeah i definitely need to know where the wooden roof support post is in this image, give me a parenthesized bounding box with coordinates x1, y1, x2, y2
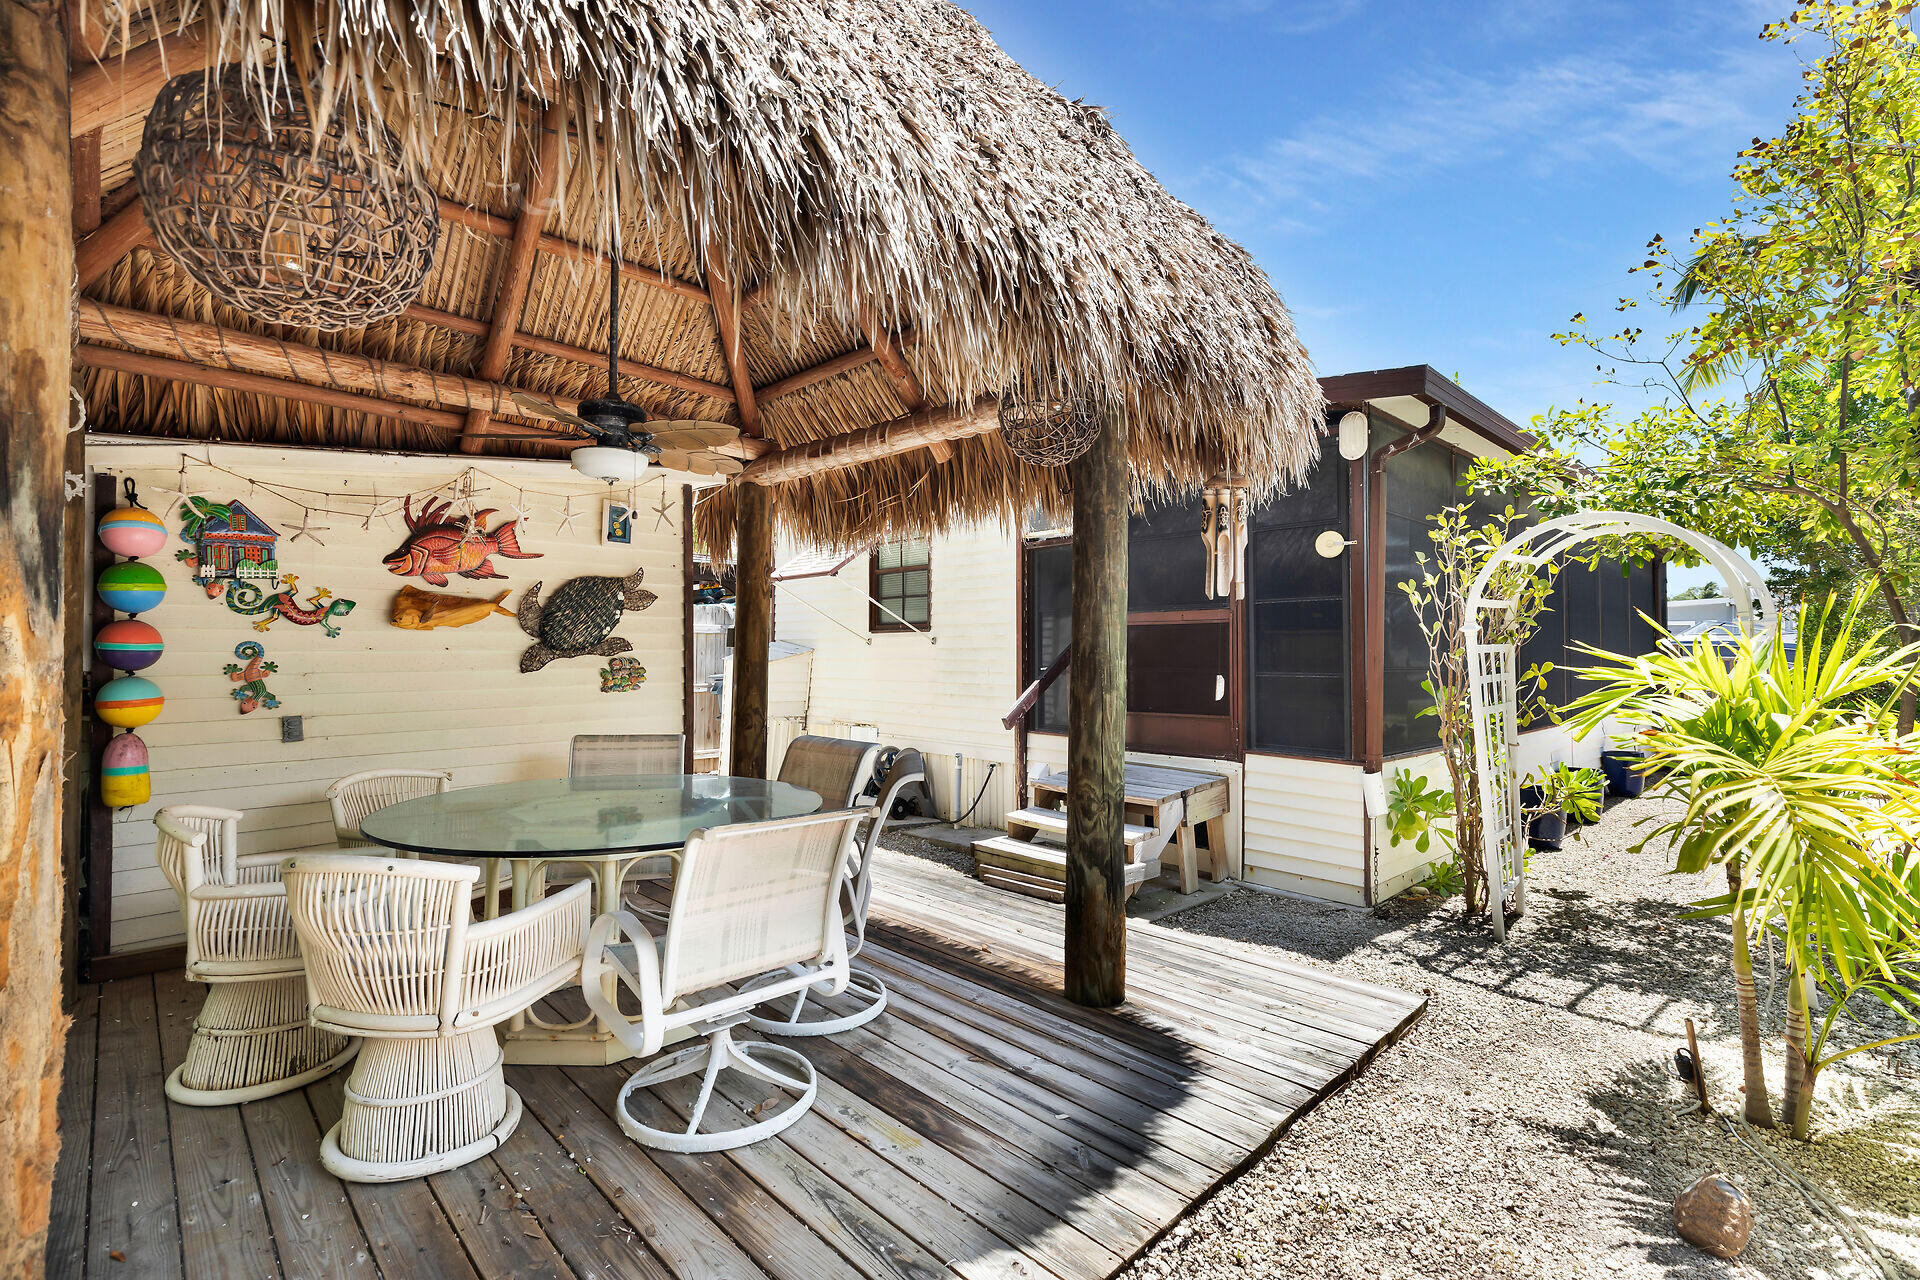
(460, 105, 563, 454)
(1064, 403, 1128, 1007)
(731, 481, 775, 779)
(1, 2, 76, 1273)
(708, 240, 773, 776)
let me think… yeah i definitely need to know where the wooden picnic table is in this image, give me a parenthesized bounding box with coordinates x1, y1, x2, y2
(1029, 762, 1231, 893)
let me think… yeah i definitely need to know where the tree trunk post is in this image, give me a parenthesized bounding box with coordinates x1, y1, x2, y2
(1727, 861, 1775, 1127)
(731, 479, 773, 779)
(1, 0, 76, 1273)
(1064, 406, 1128, 1008)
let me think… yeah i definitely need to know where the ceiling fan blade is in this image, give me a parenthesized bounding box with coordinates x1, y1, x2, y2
(509, 391, 597, 432)
(644, 421, 740, 447)
(690, 452, 744, 476)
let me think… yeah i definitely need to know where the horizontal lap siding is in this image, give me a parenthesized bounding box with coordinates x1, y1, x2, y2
(98, 460, 684, 954)
(1242, 754, 1366, 905)
(775, 522, 1021, 824)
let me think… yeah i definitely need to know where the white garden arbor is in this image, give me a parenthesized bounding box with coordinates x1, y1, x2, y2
(1465, 512, 1776, 940)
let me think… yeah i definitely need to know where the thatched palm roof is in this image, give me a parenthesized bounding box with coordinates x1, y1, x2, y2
(76, 0, 1322, 550)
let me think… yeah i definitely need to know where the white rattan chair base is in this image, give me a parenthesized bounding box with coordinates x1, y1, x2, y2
(320, 1028, 519, 1182)
(742, 964, 888, 1038)
(612, 1024, 816, 1153)
(166, 976, 359, 1107)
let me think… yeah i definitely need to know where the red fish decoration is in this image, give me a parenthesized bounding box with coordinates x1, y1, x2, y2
(383, 498, 540, 586)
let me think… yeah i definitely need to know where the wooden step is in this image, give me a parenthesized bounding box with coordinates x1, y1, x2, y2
(1004, 807, 1155, 845)
(972, 835, 1159, 885)
(975, 863, 1067, 902)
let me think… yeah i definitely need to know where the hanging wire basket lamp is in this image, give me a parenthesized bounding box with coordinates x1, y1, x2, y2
(998, 375, 1101, 467)
(136, 64, 439, 331)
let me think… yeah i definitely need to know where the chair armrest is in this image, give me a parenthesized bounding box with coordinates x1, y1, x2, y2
(580, 910, 667, 1058)
(233, 852, 286, 885)
(186, 882, 299, 966)
(457, 880, 590, 1025)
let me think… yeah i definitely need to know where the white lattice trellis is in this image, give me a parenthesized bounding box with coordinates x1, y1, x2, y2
(1465, 512, 1775, 940)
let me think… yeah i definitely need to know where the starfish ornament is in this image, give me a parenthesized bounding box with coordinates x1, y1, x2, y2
(555, 496, 582, 536)
(287, 509, 329, 545)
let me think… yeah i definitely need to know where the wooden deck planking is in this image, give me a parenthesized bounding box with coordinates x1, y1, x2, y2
(50, 853, 1425, 1280)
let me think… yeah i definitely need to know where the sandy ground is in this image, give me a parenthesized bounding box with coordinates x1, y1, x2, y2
(884, 797, 1920, 1279)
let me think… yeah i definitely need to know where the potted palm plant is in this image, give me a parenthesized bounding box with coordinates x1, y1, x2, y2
(1564, 591, 1920, 1138)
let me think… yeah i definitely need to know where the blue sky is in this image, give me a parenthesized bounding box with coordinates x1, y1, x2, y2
(964, 0, 1803, 429)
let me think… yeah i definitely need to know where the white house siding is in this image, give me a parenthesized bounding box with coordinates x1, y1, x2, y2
(1242, 754, 1367, 904)
(772, 521, 1024, 826)
(89, 444, 685, 953)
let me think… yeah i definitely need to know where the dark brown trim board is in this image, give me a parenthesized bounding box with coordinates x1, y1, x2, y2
(1318, 364, 1532, 455)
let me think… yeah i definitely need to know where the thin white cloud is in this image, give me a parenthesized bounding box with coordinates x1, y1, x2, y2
(1204, 41, 1787, 234)
(1131, 0, 1364, 35)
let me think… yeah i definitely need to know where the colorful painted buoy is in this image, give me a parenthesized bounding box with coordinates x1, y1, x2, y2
(100, 732, 151, 808)
(97, 506, 169, 558)
(97, 561, 167, 613)
(95, 674, 163, 728)
(94, 618, 164, 671)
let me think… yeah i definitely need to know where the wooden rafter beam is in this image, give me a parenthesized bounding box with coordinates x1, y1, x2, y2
(404, 303, 736, 405)
(74, 197, 148, 288)
(69, 28, 208, 137)
(704, 239, 762, 437)
(860, 306, 944, 461)
(460, 105, 564, 455)
(753, 328, 920, 405)
(738, 395, 1000, 485)
(74, 300, 772, 457)
(436, 200, 709, 304)
(75, 344, 551, 439)
(78, 299, 583, 428)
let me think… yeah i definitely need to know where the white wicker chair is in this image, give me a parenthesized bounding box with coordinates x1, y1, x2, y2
(570, 733, 686, 778)
(580, 807, 867, 1153)
(154, 809, 358, 1106)
(746, 749, 925, 1037)
(326, 768, 454, 848)
(281, 854, 589, 1183)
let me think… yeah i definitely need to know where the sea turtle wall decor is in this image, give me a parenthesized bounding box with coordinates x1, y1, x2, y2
(517, 569, 657, 673)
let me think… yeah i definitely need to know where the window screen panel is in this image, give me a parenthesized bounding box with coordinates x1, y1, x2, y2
(1246, 436, 1351, 758)
(1253, 675, 1346, 756)
(1129, 621, 1230, 717)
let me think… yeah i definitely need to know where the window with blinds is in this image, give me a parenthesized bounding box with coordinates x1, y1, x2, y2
(869, 537, 932, 632)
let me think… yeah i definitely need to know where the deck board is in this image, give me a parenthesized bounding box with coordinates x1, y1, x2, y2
(50, 851, 1425, 1280)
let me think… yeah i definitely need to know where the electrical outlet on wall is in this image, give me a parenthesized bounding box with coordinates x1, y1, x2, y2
(280, 716, 303, 743)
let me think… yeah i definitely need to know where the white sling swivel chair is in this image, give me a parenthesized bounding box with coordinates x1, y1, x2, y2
(581, 807, 869, 1152)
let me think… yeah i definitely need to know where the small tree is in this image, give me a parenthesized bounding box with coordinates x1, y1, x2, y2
(1398, 505, 1560, 919)
(1567, 591, 1920, 1138)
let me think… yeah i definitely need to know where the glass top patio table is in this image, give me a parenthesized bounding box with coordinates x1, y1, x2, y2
(358, 774, 824, 859)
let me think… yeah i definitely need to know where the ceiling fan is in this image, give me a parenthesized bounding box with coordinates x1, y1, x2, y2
(512, 211, 744, 480)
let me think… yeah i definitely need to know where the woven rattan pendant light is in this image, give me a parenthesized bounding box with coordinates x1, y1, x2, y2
(136, 64, 439, 331)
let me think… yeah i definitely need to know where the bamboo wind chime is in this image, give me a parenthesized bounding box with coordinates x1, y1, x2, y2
(1201, 477, 1250, 601)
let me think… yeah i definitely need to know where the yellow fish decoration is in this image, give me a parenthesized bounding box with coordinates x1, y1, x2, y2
(390, 585, 516, 631)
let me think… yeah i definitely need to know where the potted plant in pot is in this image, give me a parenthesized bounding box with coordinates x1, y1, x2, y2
(1526, 762, 1603, 844)
(1600, 739, 1652, 797)
(1519, 772, 1565, 851)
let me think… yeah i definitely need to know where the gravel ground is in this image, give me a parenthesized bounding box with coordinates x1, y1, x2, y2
(883, 798, 1920, 1279)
